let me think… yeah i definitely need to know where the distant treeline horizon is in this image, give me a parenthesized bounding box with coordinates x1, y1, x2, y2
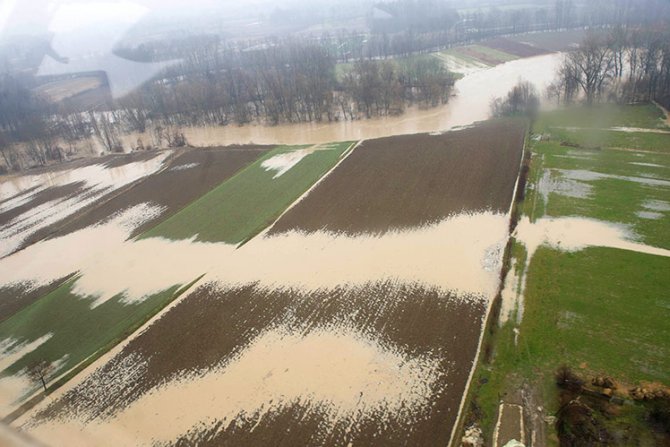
(1, 0, 669, 172)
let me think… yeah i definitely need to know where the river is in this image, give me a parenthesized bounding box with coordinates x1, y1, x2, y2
(119, 52, 563, 148)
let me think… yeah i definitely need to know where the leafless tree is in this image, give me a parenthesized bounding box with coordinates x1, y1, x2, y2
(563, 33, 615, 105)
(26, 360, 55, 393)
(89, 112, 122, 153)
(491, 80, 540, 123)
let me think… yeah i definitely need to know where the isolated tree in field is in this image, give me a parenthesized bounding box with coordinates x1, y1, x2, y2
(26, 360, 55, 393)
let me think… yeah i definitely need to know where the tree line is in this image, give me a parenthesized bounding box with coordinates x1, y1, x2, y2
(0, 40, 455, 171)
(119, 43, 455, 129)
(548, 26, 670, 107)
(2, 0, 670, 171)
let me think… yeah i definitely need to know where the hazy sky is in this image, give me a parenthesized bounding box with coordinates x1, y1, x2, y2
(0, 0, 532, 39)
(0, 0, 541, 49)
(0, 0, 250, 37)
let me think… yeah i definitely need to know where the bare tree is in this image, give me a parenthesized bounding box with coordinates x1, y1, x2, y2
(26, 360, 55, 393)
(563, 33, 615, 105)
(608, 25, 628, 79)
(89, 112, 122, 153)
(491, 80, 540, 123)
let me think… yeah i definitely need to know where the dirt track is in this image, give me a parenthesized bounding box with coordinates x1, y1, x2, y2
(270, 120, 526, 236)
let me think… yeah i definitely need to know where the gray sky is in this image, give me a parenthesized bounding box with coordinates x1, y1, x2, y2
(0, 0, 537, 39)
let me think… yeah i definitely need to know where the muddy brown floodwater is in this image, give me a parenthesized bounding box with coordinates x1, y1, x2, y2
(0, 55, 560, 445)
(8, 118, 529, 447)
(116, 53, 561, 148)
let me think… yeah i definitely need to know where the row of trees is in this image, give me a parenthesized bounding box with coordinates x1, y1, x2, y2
(2, 1, 670, 171)
(0, 42, 454, 170)
(548, 26, 670, 106)
(110, 1, 670, 71)
(115, 43, 454, 129)
(366, 0, 670, 56)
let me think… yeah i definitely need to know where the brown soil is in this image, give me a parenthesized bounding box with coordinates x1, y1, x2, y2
(509, 30, 595, 52)
(33, 281, 486, 446)
(496, 404, 524, 447)
(459, 47, 509, 66)
(270, 119, 526, 236)
(52, 146, 271, 238)
(100, 151, 162, 169)
(484, 38, 550, 58)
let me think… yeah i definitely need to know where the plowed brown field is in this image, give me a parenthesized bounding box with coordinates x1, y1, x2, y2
(30, 281, 485, 446)
(484, 38, 549, 58)
(19, 120, 527, 447)
(270, 119, 526, 235)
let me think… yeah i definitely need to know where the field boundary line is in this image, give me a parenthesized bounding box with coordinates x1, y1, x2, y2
(507, 122, 529, 218)
(448, 123, 528, 447)
(448, 251, 500, 447)
(250, 139, 362, 243)
(10, 274, 207, 427)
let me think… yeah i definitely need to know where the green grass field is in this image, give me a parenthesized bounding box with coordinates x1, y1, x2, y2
(535, 103, 670, 152)
(546, 128, 670, 152)
(536, 103, 669, 131)
(0, 277, 197, 403)
(141, 142, 354, 244)
(526, 141, 670, 249)
(468, 102, 670, 440)
(521, 246, 670, 383)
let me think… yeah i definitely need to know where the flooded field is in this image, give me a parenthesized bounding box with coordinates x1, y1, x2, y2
(0, 121, 527, 446)
(269, 120, 525, 235)
(0, 152, 171, 258)
(24, 281, 485, 446)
